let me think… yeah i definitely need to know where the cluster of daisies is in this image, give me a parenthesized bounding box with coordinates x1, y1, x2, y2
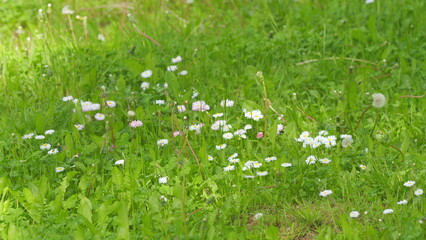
(295, 130, 354, 148)
(22, 129, 59, 155)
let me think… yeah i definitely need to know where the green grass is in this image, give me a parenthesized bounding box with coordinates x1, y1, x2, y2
(0, 0, 425, 239)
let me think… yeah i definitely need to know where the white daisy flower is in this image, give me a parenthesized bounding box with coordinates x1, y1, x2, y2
(35, 135, 45, 140)
(305, 155, 316, 165)
(254, 213, 263, 220)
(159, 177, 168, 184)
(141, 82, 150, 90)
(48, 149, 59, 155)
(319, 190, 333, 197)
(220, 99, 234, 107)
(216, 144, 227, 150)
(155, 100, 165, 105)
(167, 65, 178, 71)
(127, 111, 136, 117)
(256, 171, 268, 176)
(192, 101, 210, 112)
(414, 189, 423, 196)
(62, 96, 74, 102)
(223, 165, 235, 171)
(55, 167, 65, 172)
(319, 158, 332, 164)
(383, 209, 394, 215)
(349, 211, 360, 218)
(403, 181, 415, 187)
(40, 143, 51, 150)
(178, 70, 188, 76)
(141, 70, 153, 78)
(359, 165, 367, 170)
(22, 133, 35, 139)
(157, 139, 169, 147)
(397, 199, 408, 205)
(372, 93, 386, 108)
(177, 105, 186, 113)
(208, 155, 214, 161)
(94, 113, 105, 121)
(223, 132, 233, 140)
(45, 129, 55, 135)
(281, 163, 292, 167)
(171, 56, 182, 63)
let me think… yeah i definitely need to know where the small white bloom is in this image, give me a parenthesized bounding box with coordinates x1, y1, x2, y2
(157, 139, 169, 147)
(141, 82, 150, 90)
(372, 93, 386, 108)
(403, 181, 415, 187)
(365, 0, 375, 4)
(342, 137, 354, 148)
(40, 143, 51, 150)
(256, 171, 268, 176)
(350, 211, 360, 218)
(264, 156, 277, 162)
(22, 133, 35, 139)
(159, 177, 168, 184)
(223, 165, 235, 171)
(141, 70, 153, 78)
(106, 100, 116, 108)
(212, 113, 223, 118)
(177, 105, 186, 113)
(397, 199, 408, 205)
(223, 132, 233, 140)
(208, 155, 214, 161)
(160, 195, 168, 202)
(62, 96, 74, 102)
(414, 189, 423, 196)
(127, 111, 136, 117)
(306, 155, 316, 165)
(61, 5, 74, 15)
(383, 209, 394, 215)
(45, 129, 55, 135)
(244, 175, 255, 179)
(55, 167, 65, 172)
(178, 70, 188, 76)
(115, 160, 125, 165)
(254, 213, 263, 220)
(319, 158, 332, 164)
(319, 190, 333, 197)
(192, 101, 210, 112)
(129, 120, 143, 128)
(98, 33, 105, 41)
(48, 149, 59, 155)
(359, 165, 367, 170)
(171, 56, 182, 63)
(155, 100, 165, 105)
(319, 130, 328, 136)
(35, 135, 45, 140)
(216, 144, 227, 150)
(94, 113, 105, 121)
(281, 163, 292, 167)
(167, 65, 178, 71)
(220, 99, 234, 107)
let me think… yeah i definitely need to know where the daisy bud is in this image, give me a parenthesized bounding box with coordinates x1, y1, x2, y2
(127, 111, 135, 117)
(372, 93, 386, 108)
(256, 132, 264, 139)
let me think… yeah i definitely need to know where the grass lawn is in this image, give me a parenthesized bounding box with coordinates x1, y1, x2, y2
(0, 0, 425, 239)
